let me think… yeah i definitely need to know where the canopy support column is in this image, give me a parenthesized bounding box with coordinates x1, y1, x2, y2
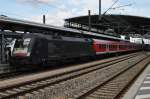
(0, 31, 5, 63)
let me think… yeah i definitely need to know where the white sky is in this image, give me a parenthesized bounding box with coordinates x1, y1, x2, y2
(0, 0, 149, 26)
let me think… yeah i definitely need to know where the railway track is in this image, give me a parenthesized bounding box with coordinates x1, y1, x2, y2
(0, 65, 24, 80)
(0, 52, 135, 81)
(0, 65, 37, 80)
(78, 53, 150, 99)
(0, 52, 148, 99)
(0, 52, 138, 81)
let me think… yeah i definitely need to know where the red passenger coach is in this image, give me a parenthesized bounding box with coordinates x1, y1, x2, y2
(92, 39, 140, 55)
(93, 39, 108, 54)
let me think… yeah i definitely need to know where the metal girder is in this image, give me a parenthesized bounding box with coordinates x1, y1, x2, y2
(0, 32, 22, 38)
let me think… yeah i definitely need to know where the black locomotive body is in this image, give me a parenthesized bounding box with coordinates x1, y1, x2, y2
(10, 33, 95, 66)
(143, 44, 150, 51)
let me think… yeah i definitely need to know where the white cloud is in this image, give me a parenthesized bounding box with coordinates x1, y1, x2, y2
(17, 0, 55, 4)
(29, 9, 75, 26)
(26, 0, 137, 26)
(67, 0, 116, 15)
(68, 0, 83, 6)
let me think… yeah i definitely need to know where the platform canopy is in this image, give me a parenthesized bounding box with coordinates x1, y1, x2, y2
(0, 16, 83, 38)
(65, 14, 150, 38)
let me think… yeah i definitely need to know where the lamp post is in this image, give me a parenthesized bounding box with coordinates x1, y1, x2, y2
(99, 0, 101, 21)
(88, 10, 91, 32)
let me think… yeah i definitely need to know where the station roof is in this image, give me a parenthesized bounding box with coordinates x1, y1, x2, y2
(65, 14, 150, 38)
(0, 16, 80, 33)
(0, 16, 129, 41)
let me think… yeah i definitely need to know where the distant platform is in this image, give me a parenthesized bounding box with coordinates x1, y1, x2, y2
(123, 64, 150, 99)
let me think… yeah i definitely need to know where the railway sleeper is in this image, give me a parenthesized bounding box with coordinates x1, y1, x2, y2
(18, 87, 31, 90)
(23, 93, 33, 99)
(5, 90, 18, 94)
(93, 90, 120, 96)
(84, 96, 101, 99)
(102, 85, 123, 88)
(93, 91, 117, 96)
(24, 85, 37, 88)
(96, 89, 119, 93)
(0, 92, 10, 97)
(102, 84, 124, 90)
(99, 87, 121, 91)
(88, 94, 114, 99)
(12, 88, 25, 93)
(102, 85, 126, 90)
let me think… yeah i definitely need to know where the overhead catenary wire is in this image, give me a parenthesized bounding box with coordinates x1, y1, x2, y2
(102, 0, 120, 16)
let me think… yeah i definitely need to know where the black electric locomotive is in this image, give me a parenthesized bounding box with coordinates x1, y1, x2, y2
(10, 33, 95, 66)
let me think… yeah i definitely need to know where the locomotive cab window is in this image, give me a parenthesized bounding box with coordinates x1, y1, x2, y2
(14, 38, 31, 49)
(13, 38, 31, 56)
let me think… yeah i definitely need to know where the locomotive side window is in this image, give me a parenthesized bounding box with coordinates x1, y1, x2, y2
(102, 44, 106, 48)
(97, 44, 106, 49)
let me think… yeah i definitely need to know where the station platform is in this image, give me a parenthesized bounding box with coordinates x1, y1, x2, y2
(123, 64, 150, 99)
(0, 64, 8, 66)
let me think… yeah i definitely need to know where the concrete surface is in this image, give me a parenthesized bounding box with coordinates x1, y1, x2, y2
(122, 64, 150, 99)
